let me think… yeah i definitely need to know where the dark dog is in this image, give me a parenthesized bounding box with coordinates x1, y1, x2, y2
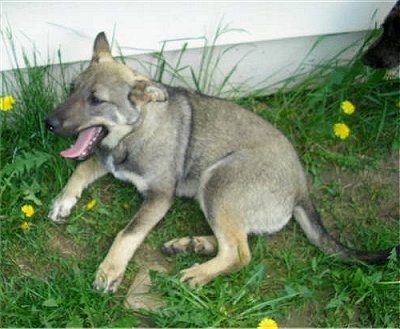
(363, 1, 400, 68)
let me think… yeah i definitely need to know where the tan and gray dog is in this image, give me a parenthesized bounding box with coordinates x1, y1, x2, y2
(45, 32, 398, 293)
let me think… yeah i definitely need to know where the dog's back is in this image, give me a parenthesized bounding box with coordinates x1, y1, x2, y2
(175, 90, 305, 198)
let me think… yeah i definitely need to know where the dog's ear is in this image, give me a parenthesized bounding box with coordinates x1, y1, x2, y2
(92, 32, 113, 63)
(129, 80, 168, 105)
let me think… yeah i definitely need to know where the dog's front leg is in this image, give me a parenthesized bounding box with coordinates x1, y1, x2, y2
(49, 157, 108, 223)
(93, 191, 173, 293)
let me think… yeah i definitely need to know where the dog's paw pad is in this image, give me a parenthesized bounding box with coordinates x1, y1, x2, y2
(161, 237, 193, 255)
(93, 266, 124, 293)
(93, 271, 119, 293)
(162, 236, 217, 256)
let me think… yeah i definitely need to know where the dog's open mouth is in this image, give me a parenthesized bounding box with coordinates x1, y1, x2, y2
(60, 126, 107, 160)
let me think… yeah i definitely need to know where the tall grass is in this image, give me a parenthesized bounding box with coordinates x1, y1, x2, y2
(127, 21, 253, 97)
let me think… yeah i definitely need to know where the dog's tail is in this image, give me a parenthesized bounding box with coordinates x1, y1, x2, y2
(293, 198, 399, 264)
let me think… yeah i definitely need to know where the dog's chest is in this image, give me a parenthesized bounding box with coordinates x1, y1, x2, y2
(101, 152, 149, 193)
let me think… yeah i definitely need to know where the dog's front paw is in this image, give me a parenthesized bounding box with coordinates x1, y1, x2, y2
(48, 196, 77, 223)
(93, 261, 125, 293)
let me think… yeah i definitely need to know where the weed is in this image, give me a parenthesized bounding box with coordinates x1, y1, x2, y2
(133, 21, 253, 97)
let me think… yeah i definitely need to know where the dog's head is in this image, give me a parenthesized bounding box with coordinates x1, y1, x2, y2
(45, 32, 168, 160)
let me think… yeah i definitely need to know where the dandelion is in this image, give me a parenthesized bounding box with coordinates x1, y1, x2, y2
(333, 122, 350, 140)
(86, 199, 97, 211)
(340, 100, 355, 115)
(21, 204, 35, 218)
(0, 95, 16, 111)
(258, 317, 279, 329)
(20, 221, 31, 231)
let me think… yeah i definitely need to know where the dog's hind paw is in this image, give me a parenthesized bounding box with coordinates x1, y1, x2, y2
(180, 263, 215, 287)
(48, 196, 77, 223)
(162, 236, 217, 256)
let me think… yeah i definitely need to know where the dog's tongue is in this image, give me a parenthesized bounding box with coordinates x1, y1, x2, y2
(60, 127, 101, 158)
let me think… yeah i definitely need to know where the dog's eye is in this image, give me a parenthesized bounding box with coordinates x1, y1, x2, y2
(89, 93, 104, 106)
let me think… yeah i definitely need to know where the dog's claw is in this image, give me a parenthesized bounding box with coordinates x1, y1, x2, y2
(48, 196, 77, 223)
(93, 272, 115, 293)
(180, 263, 212, 287)
(93, 266, 124, 293)
(49, 215, 67, 224)
(93, 270, 111, 292)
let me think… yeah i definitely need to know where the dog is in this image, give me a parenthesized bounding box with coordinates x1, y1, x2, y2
(363, 1, 400, 68)
(45, 32, 399, 293)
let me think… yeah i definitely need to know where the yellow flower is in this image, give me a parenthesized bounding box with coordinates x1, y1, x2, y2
(21, 204, 35, 218)
(340, 100, 355, 115)
(0, 95, 16, 111)
(334, 122, 350, 140)
(86, 199, 97, 211)
(258, 318, 279, 329)
(20, 221, 31, 231)
(396, 100, 400, 109)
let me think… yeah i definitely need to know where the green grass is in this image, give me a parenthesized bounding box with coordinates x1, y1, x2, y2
(1, 30, 399, 328)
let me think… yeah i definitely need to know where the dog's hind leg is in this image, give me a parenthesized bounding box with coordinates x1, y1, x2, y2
(178, 154, 256, 286)
(49, 157, 108, 223)
(180, 206, 251, 286)
(162, 236, 218, 256)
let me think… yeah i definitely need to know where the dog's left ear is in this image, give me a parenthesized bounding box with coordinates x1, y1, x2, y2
(129, 80, 168, 105)
(92, 32, 113, 63)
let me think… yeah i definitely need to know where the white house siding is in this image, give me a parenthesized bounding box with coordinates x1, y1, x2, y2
(0, 1, 395, 96)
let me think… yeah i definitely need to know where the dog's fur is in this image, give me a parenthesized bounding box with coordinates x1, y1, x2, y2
(363, 1, 400, 69)
(45, 33, 399, 293)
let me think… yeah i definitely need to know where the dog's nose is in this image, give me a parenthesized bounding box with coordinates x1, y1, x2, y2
(45, 116, 60, 132)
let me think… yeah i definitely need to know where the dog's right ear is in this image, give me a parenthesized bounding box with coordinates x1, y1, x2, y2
(129, 80, 168, 106)
(92, 32, 113, 64)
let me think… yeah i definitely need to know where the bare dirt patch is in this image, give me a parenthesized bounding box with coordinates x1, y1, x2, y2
(47, 226, 87, 259)
(125, 244, 174, 311)
(319, 152, 399, 216)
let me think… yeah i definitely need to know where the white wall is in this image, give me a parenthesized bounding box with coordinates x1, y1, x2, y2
(1, 1, 394, 71)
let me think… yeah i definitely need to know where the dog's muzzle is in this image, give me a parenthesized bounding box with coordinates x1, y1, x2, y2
(45, 115, 60, 133)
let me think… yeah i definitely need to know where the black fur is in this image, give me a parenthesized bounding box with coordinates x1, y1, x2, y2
(363, 2, 400, 69)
